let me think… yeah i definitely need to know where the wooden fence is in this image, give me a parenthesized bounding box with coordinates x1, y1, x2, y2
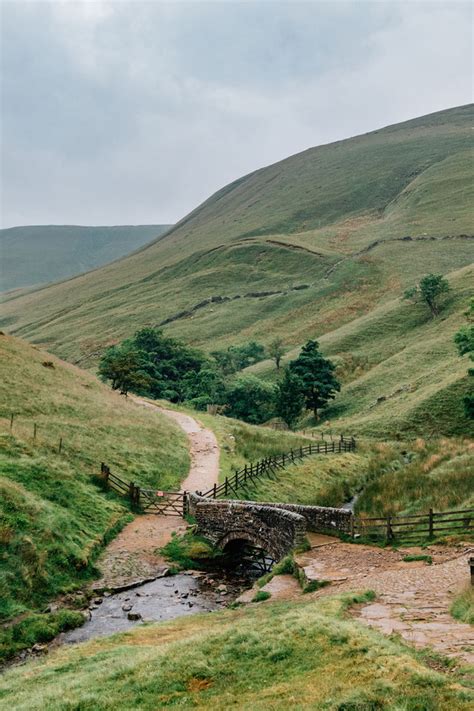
(199, 435, 356, 500)
(355, 507, 474, 543)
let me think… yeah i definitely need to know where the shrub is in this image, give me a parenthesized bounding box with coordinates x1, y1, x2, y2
(252, 590, 271, 603)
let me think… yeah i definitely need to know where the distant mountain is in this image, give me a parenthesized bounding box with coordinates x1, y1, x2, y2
(0, 224, 171, 291)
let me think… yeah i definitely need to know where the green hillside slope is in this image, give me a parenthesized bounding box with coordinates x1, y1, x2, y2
(0, 335, 188, 628)
(1, 105, 472, 364)
(0, 224, 171, 292)
(1, 595, 471, 710)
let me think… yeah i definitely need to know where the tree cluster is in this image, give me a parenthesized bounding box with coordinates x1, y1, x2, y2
(99, 329, 340, 428)
(455, 299, 474, 419)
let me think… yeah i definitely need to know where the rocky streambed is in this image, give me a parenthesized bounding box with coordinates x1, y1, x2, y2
(58, 569, 250, 645)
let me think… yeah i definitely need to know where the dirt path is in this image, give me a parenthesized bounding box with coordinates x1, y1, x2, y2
(94, 400, 219, 589)
(294, 536, 474, 664)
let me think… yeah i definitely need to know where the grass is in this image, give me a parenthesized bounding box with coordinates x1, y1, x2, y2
(354, 438, 474, 517)
(252, 590, 271, 602)
(159, 529, 222, 570)
(402, 554, 433, 565)
(1, 106, 472, 440)
(451, 586, 474, 625)
(0, 224, 171, 292)
(0, 610, 85, 664)
(0, 592, 471, 710)
(0, 335, 189, 651)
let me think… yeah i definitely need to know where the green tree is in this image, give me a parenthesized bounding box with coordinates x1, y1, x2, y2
(269, 337, 285, 370)
(211, 341, 266, 374)
(404, 274, 450, 317)
(289, 340, 340, 420)
(454, 298, 474, 419)
(275, 369, 305, 429)
(98, 344, 151, 396)
(181, 367, 227, 410)
(225, 375, 276, 424)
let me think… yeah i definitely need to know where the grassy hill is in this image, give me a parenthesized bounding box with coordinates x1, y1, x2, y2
(0, 224, 171, 292)
(0, 334, 188, 641)
(0, 593, 472, 710)
(1, 105, 473, 433)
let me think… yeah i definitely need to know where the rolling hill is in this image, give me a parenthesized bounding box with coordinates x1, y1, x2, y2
(0, 224, 171, 292)
(1, 105, 473, 435)
(0, 334, 188, 632)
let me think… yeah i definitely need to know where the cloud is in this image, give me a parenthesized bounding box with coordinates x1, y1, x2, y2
(1, 0, 472, 227)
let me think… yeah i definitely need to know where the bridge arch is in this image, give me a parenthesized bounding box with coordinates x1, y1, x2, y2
(217, 528, 280, 561)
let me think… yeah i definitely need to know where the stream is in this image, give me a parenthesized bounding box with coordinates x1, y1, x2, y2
(59, 569, 250, 645)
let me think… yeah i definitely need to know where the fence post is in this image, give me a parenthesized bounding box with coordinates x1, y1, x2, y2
(300, 446, 303, 458)
(182, 491, 187, 517)
(332, 441, 335, 453)
(386, 516, 393, 543)
(244, 464, 248, 484)
(135, 486, 141, 508)
(101, 463, 109, 489)
(325, 442, 328, 454)
(10, 413, 14, 431)
(213, 482, 217, 499)
(33, 423, 37, 441)
(224, 478, 228, 497)
(58, 437, 63, 453)
(129, 481, 135, 504)
(428, 508, 434, 538)
(234, 470, 239, 489)
(291, 449, 295, 463)
(282, 452, 286, 466)
(309, 442, 312, 454)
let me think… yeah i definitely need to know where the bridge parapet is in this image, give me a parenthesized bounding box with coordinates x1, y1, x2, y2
(188, 494, 307, 561)
(188, 494, 353, 561)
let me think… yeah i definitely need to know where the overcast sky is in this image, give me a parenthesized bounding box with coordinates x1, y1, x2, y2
(1, 0, 472, 228)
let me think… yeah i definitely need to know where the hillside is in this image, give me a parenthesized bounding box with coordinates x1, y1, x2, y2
(1, 105, 473, 435)
(1, 594, 472, 710)
(0, 334, 188, 631)
(0, 224, 171, 292)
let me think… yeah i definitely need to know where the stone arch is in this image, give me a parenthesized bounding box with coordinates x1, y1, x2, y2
(216, 529, 279, 561)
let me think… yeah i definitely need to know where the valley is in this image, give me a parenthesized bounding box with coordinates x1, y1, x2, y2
(0, 105, 473, 709)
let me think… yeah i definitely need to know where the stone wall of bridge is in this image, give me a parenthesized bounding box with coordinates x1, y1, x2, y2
(187, 494, 353, 560)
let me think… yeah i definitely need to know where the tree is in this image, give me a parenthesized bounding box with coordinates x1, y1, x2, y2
(269, 337, 285, 370)
(181, 367, 227, 410)
(211, 341, 266, 374)
(225, 375, 276, 424)
(454, 299, 474, 419)
(404, 274, 450, 317)
(98, 344, 151, 396)
(275, 369, 305, 429)
(289, 340, 340, 420)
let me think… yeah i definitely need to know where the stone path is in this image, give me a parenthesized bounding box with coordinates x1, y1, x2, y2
(295, 536, 474, 664)
(95, 400, 219, 590)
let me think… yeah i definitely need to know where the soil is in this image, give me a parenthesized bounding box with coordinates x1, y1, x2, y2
(95, 399, 219, 590)
(255, 534, 474, 665)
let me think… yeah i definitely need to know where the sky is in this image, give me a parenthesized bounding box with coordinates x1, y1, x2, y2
(1, 0, 472, 228)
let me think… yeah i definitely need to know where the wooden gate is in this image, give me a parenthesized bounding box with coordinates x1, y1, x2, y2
(139, 488, 187, 516)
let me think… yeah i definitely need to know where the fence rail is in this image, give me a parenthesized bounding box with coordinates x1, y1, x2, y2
(199, 435, 356, 500)
(98, 463, 473, 541)
(354, 507, 474, 542)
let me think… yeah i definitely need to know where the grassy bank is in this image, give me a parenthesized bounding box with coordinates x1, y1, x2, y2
(0, 593, 471, 710)
(0, 335, 189, 650)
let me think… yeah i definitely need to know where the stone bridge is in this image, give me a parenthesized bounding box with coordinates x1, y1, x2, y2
(188, 493, 353, 561)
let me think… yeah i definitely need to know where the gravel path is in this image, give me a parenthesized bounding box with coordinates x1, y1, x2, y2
(95, 400, 219, 589)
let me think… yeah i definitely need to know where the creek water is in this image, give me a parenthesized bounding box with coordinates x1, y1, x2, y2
(59, 570, 250, 645)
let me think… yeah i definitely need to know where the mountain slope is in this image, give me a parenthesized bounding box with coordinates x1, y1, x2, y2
(0, 224, 171, 292)
(0, 334, 188, 624)
(1, 105, 472, 364)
